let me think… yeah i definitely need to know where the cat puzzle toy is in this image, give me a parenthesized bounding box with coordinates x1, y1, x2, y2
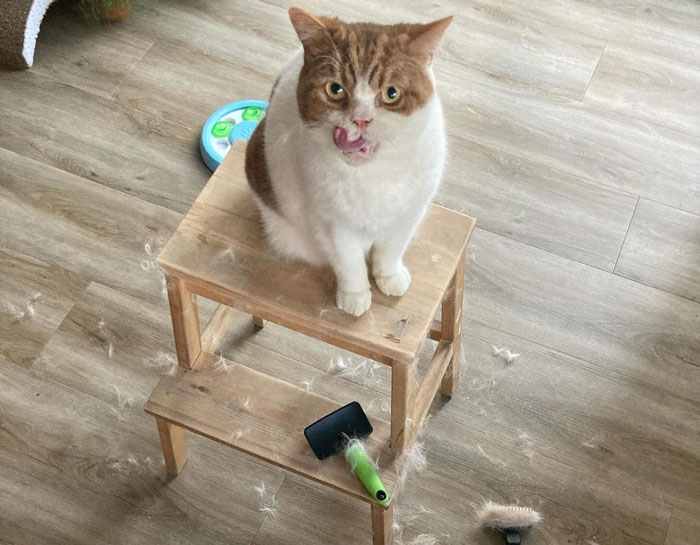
(200, 100, 268, 171)
(305, 402, 390, 506)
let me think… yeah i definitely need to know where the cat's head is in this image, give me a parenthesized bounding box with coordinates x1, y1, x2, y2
(289, 7, 451, 165)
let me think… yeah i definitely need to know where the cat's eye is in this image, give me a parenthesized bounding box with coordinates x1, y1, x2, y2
(381, 86, 401, 104)
(325, 82, 346, 100)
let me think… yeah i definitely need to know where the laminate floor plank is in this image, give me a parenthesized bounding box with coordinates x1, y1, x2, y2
(615, 199, 700, 304)
(123, 0, 294, 77)
(435, 57, 700, 215)
(484, 0, 700, 68)
(31, 4, 155, 98)
(456, 323, 700, 518)
(437, 135, 638, 271)
(463, 228, 700, 402)
(665, 510, 700, 545)
(0, 248, 86, 367)
(0, 71, 208, 214)
(31, 282, 178, 412)
(0, 148, 181, 306)
(585, 45, 700, 138)
(113, 40, 274, 133)
(583, 0, 700, 47)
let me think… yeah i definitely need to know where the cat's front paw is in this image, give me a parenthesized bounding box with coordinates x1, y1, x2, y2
(375, 265, 411, 297)
(336, 289, 372, 317)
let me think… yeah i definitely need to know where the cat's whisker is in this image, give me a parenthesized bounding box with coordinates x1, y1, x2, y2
(310, 55, 342, 71)
(316, 28, 345, 71)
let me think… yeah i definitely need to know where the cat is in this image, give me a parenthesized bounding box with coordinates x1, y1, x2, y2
(245, 7, 451, 316)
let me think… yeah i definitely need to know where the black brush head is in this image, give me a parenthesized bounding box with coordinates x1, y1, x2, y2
(304, 402, 373, 460)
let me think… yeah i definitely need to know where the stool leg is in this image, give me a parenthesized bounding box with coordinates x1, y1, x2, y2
(166, 275, 201, 369)
(441, 248, 465, 397)
(253, 316, 266, 329)
(391, 360, 416, 451)
(156, 418, 188, 475)
(371, 503, 393, 545)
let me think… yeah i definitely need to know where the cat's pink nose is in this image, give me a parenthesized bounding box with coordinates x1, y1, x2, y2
(353, 119, 371, 129)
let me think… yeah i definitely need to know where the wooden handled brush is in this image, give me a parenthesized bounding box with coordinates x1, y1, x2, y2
(478, 502, 541, 545)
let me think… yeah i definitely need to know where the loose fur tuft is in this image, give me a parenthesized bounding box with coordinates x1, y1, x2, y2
(478, 501, 542, 530)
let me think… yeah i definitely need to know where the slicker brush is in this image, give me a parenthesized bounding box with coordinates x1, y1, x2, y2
(478, 502, 541, 545)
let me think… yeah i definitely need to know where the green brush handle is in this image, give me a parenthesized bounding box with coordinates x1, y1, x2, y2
(345, 444, 390, 506)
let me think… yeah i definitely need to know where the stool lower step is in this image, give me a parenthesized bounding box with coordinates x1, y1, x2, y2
(145, 351, 400, 504)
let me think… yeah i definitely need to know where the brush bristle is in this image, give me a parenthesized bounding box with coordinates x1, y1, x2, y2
(478, 501, 542, 530)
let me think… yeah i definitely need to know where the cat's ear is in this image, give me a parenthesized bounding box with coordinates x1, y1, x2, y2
(288, 7, 329, 47)
(408, 16, 453, 58)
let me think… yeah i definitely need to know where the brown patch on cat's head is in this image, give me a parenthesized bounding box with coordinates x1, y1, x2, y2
(288, 7, 452, 123)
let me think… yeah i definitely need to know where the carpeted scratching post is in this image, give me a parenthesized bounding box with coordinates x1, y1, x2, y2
(0, 0, 58, 69)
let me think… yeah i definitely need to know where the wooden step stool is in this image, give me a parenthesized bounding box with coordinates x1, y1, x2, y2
(145, 142, 475, 544)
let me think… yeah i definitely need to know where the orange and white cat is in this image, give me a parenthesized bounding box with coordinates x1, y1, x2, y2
(246, 7, 451, 316)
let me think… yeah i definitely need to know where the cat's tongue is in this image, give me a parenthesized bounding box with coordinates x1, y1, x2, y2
(333, 126, 366, 152)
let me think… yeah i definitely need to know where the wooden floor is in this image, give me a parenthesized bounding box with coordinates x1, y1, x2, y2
(1, 1, 699, 544)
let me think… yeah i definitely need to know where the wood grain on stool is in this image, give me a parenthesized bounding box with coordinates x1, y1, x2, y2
(441, 248, 465, 397)
(156, 417, 188, 475)
(371, 503, 393, 545)
(390, 360, 417, 451)
(166, 276, 201, 368)
(200, 304, 235, 355)
(415, 339, 453, 434)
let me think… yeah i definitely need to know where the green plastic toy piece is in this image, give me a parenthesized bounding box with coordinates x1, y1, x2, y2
(242, 106, 265, 121)
(345, 443, 390, 506)
(212, 120, 234, 138)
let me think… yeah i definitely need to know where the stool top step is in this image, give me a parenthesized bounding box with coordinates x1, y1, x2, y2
(158, 142, 475, 364)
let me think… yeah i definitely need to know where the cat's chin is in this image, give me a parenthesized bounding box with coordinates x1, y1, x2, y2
(339, 141, 378, 164)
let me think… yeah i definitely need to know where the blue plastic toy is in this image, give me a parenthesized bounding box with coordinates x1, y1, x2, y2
(200, 99, 268, 171)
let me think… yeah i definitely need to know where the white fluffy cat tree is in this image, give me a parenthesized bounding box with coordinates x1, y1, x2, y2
(0, 0, 57, 69)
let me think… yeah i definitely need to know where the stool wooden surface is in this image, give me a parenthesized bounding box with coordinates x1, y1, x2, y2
(145, 142, 475, 544)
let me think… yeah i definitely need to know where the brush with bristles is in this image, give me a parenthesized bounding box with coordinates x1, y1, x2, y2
(478, 502, 541, 545)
